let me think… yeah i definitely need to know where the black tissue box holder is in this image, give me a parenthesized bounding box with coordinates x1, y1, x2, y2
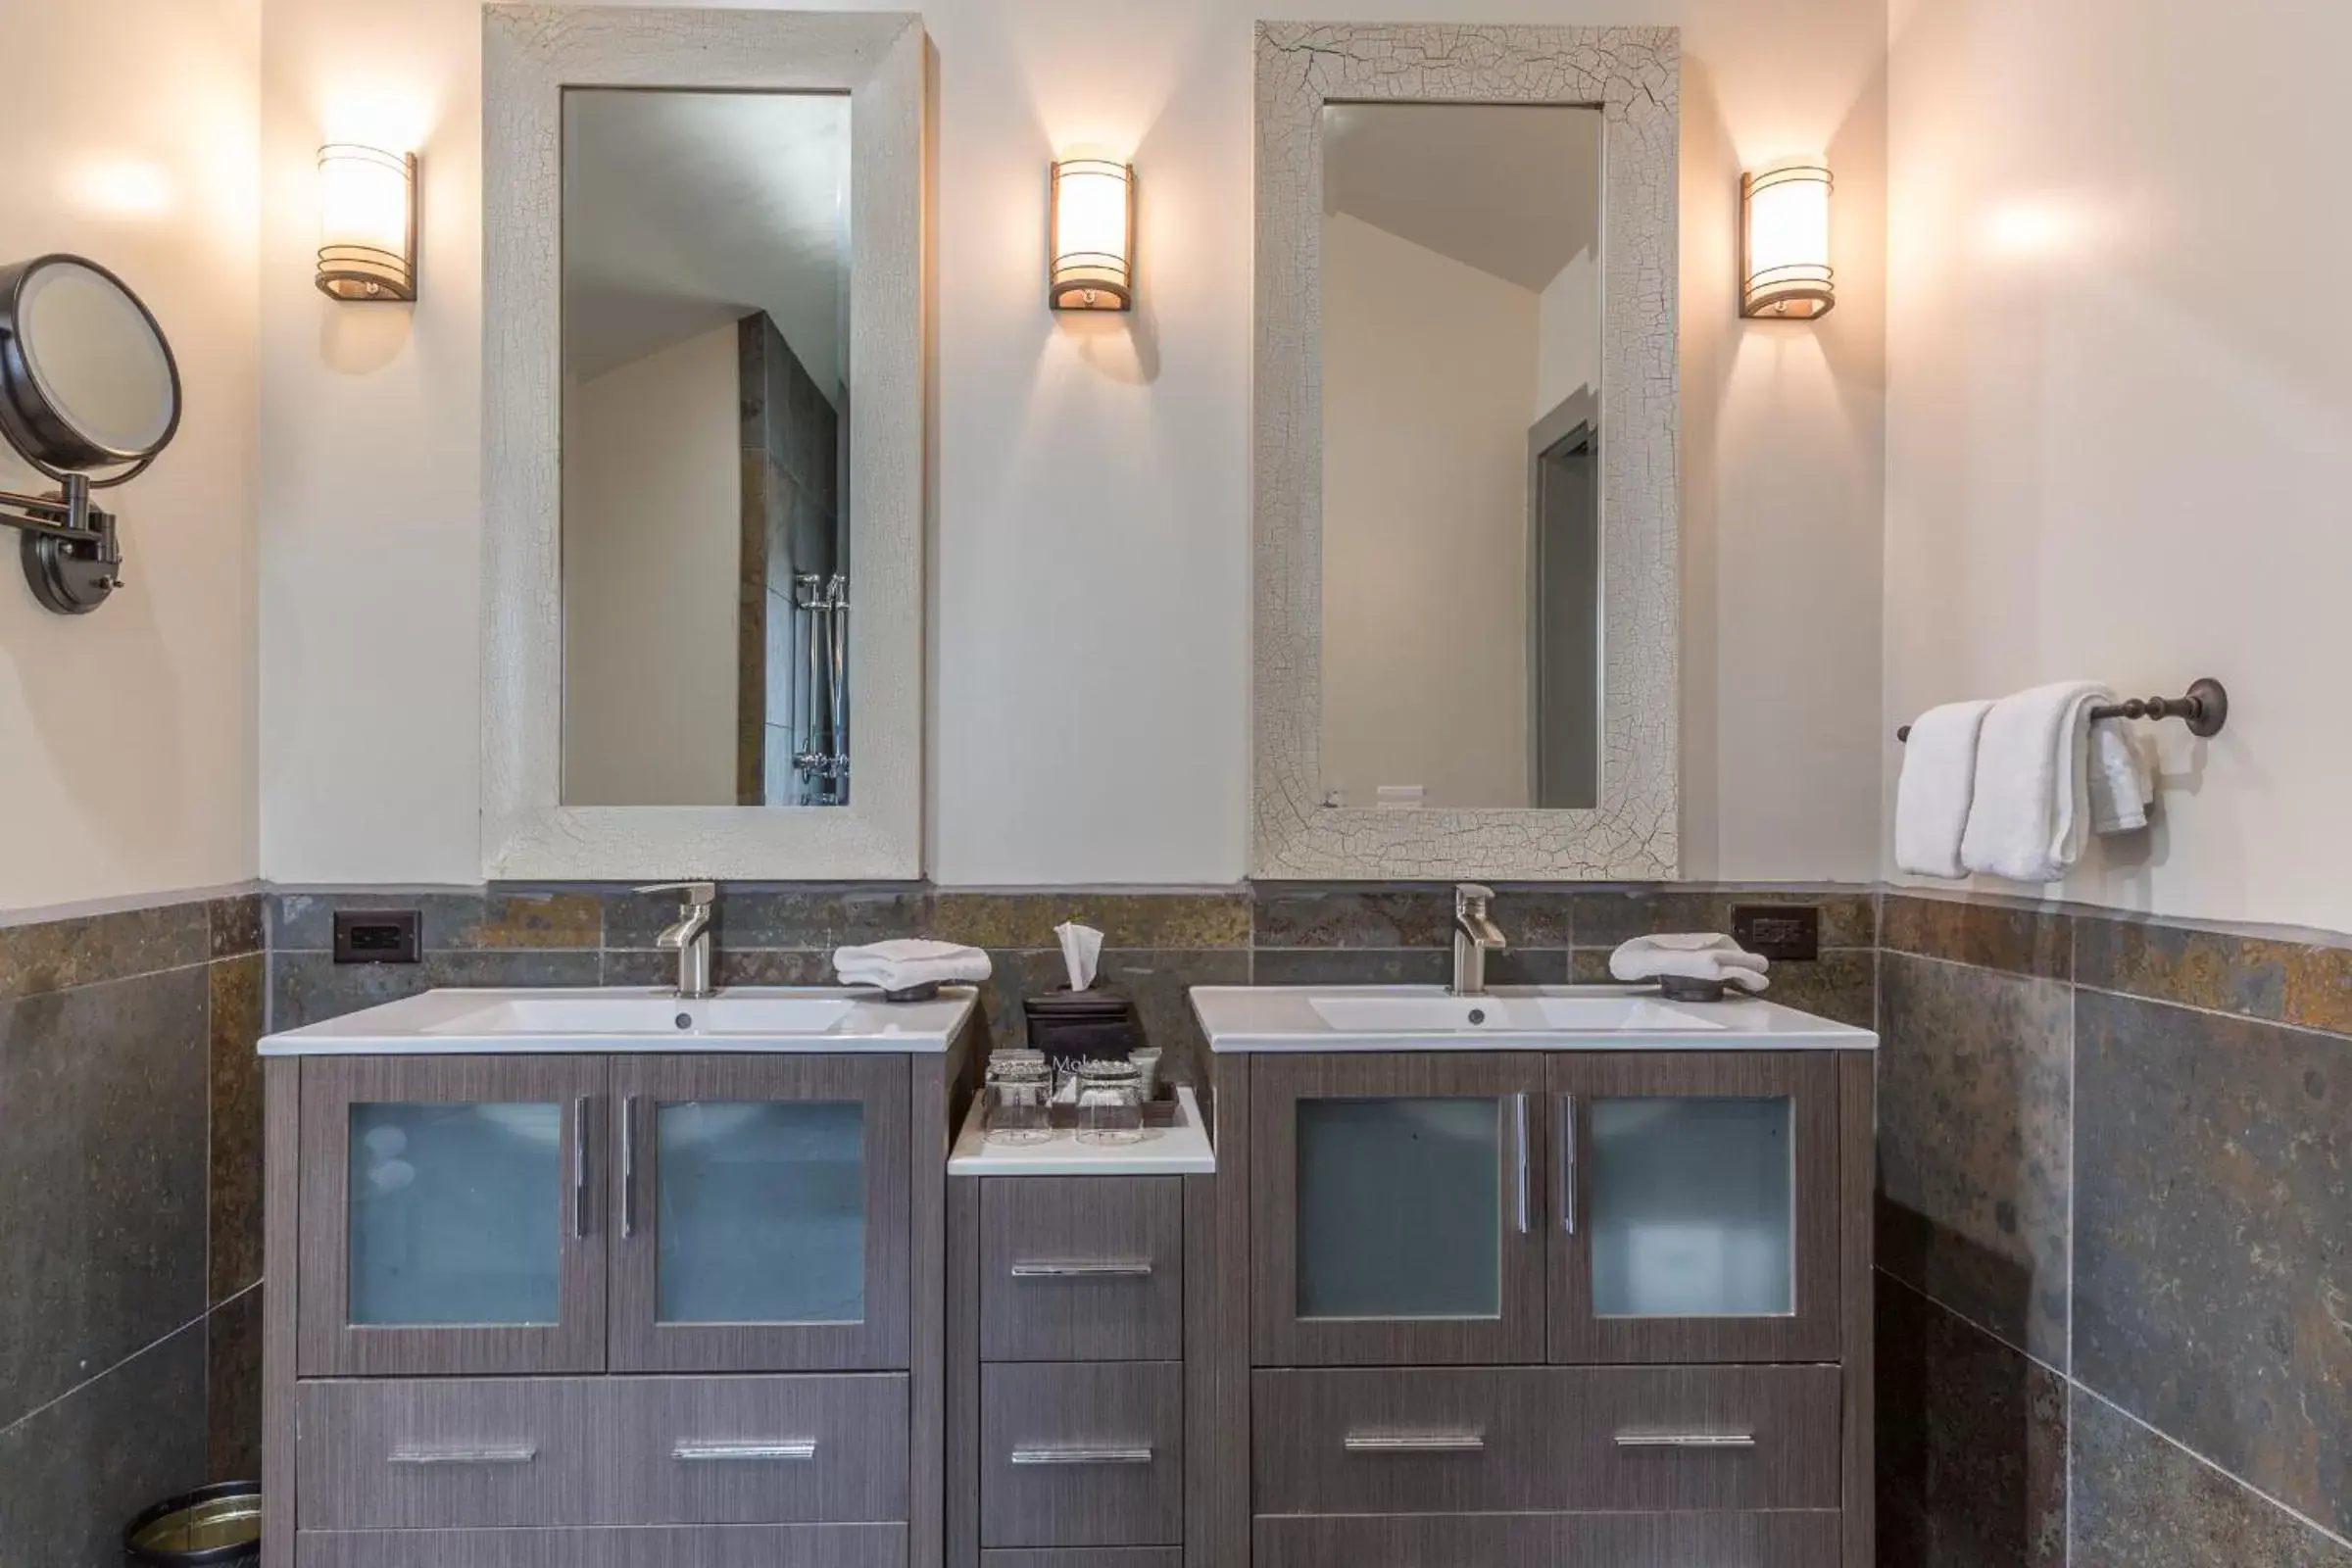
(1023, 986, 1145, 1067)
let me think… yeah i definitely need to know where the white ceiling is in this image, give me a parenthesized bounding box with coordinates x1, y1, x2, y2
(563, 89, 850, 396)
(1323, 102, 1603, 292)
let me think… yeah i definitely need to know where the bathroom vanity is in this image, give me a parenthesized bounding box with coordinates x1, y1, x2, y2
(1190, 985, 1880, 1568)
(257, 987, 982, 1568)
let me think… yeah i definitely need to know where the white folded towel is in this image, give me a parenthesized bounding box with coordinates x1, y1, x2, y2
(1960, 682, 2111, 883)
(833, 939, 993, 995)
(1609, 934, 1771, 995)
(1895, 700, 1994, 879)
(2087, 719, 2154, 835)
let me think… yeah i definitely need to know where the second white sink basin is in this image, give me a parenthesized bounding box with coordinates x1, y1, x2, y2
(1307, 993, 1727, 1034)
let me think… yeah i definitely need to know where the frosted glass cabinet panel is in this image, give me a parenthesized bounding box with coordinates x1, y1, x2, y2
(611, 1054, 910, 1373)
(1549, 1053, 1842, 1364)
(298, 1055, 610, 1378)
(1588, 1097, 1793, 1317)
(1296, 1097, 1503, 1319)
(1252, 1054, 1546, 1366)
(348, 1101, 564, 1326)
(656, 1099, 866, 1324)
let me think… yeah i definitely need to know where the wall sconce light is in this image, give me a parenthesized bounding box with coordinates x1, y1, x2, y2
(1740, 158, 1834, 319)
(316, 144, 417, 302)
(1049, 158, 1133, 312)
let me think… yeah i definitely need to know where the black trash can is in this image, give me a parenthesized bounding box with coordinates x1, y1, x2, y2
(123, 1482, 260, 1566)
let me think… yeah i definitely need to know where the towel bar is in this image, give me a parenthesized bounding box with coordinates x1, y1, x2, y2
(1896, 677, 2227, 743)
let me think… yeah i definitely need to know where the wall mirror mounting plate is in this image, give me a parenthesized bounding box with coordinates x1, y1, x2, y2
(0, 254, 182, 613)
(482, 6, 927, 881)
(1252, 24, 1681, 882)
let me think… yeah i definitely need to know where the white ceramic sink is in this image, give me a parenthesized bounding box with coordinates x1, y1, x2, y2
(1191, 985, 1878, 1054)
(261, 986, 976, 1056)
(1307, 993, 1726, 1035)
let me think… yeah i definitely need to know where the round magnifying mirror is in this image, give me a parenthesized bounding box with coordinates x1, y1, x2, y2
(0, 255, 182, 484)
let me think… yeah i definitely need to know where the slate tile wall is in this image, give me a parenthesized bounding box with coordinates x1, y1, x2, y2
(0, 892, 266, 1564)
(1877, 889, 2352, 1565)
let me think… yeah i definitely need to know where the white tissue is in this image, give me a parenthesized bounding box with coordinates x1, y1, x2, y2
(1055, 921, 1104, 992)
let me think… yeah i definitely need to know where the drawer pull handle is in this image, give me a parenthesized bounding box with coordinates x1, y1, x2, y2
(673, 1441, 819, 1462)
(1009, 1446, 1154, 1466)
(1009, 1260, 1154, 1278)
(1344, 1433, 1488, 1454)
(388, 1445, 538, 1466)
(1613, 1432, 1759, 1450)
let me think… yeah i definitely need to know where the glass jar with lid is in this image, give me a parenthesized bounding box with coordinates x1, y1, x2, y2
(985, 1051, 1054, 1146)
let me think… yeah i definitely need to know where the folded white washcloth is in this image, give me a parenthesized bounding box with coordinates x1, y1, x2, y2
(1895, 700, 1994, 879)
(1960, 682, 2110, 883)
(1609, 934, 1771, 995)
(833, 939, 993, 994)
(2087, 718, 2154, 835)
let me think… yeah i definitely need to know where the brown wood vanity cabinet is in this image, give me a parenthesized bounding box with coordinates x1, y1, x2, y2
(265, 1039, 974, 1568)
(948, 1153, 1210, 1568)
(1212, 1047, 1879, 1568)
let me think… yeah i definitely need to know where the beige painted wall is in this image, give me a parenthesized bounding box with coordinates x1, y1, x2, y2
(1536, 249, 1600, 419)
(0, 0, 260, 914)
(1884, 0, 2352, 929)
(1321, 213, 1536, 810)
(561, 324, 741, 807)
(256, 0, 1888, 886)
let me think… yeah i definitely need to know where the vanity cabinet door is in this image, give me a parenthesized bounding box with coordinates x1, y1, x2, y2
(296, 1054, 611, 1377)
(608, 1054, 910, 1373)
(1250, 1054, 1546, 1366)
(1546, 1053, 1841, 1363)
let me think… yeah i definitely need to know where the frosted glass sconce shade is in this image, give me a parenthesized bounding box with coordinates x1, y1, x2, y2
(1740, 159, 1833, 319)
(1050, 159, 1133, 311)
(317, 144, 417, 302)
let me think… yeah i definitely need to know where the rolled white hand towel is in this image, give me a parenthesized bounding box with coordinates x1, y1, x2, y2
(833, 940, 993, 994)
(1961, 682, 2109, 883)
(2087, 718, 2153, 835)
(1895, 700, 1993, 879)
(1609, 934, 1770, 995)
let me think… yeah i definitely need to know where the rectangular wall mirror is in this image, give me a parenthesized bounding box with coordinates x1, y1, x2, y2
(1254, 24, 1681, 880)
(561, 88, 854, 810)
(483, 7, 925, 880)
(1320, 102, 1604, 812)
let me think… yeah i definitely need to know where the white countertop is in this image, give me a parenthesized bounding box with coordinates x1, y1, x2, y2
(950, 1085, 1216, 1176)
(1189, 984, 1878, 1054)
(260, 986, 978, 1056)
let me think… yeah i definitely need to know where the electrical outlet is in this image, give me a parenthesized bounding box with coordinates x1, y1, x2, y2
(1732, 904, 1820, 962)
(333, 909, 421, 964)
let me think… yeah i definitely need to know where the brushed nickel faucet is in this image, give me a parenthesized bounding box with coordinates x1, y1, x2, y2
(1450, 883, 1507, 996)
(639, 882, 717, 1000)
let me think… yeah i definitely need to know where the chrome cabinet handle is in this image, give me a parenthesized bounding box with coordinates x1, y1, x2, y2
(1614, 1432, 1758, 1450)
(673, 1441, 818, 1462)
(1558, 1094, 1578, 1236)
(389, 1445, 538, 1466)
(1344, 1433, 1488, 1454)
(571, 1097, 590, 1240)
(1512, 1093, 1531, 1235)
(1009, 1446, 1154, 1466)
(620, 1095, 639, 1240)
(1009, 1261, 1154, 1279)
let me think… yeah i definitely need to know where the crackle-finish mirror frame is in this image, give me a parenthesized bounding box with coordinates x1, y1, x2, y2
(482, 5, 925, 880)
(1252, 23, 1681, 880)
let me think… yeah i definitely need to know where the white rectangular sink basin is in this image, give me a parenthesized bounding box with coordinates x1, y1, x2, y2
(1191, 985, 1877, 1054)
(261, 987, 976, 1056)
(426, 994, 857, 1037)
(1307, 994, 1726, 1035)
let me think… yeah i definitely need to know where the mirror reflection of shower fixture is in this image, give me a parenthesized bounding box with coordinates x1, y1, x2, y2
(792, 571, 850, 805)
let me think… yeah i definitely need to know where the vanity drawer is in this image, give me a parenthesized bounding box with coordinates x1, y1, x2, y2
(981, 1177, 1183, 1361)
(610, 1374, 907, 1524)
(1252, 1510, 1841, 1568)
(982, 1553, 1184, 1568)
(298, 1379, 603, 1530)
(294, 1523, 907, 1568)
(1252, 1364, 1840, 1516)
(981, 1361, 1184, 1547)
